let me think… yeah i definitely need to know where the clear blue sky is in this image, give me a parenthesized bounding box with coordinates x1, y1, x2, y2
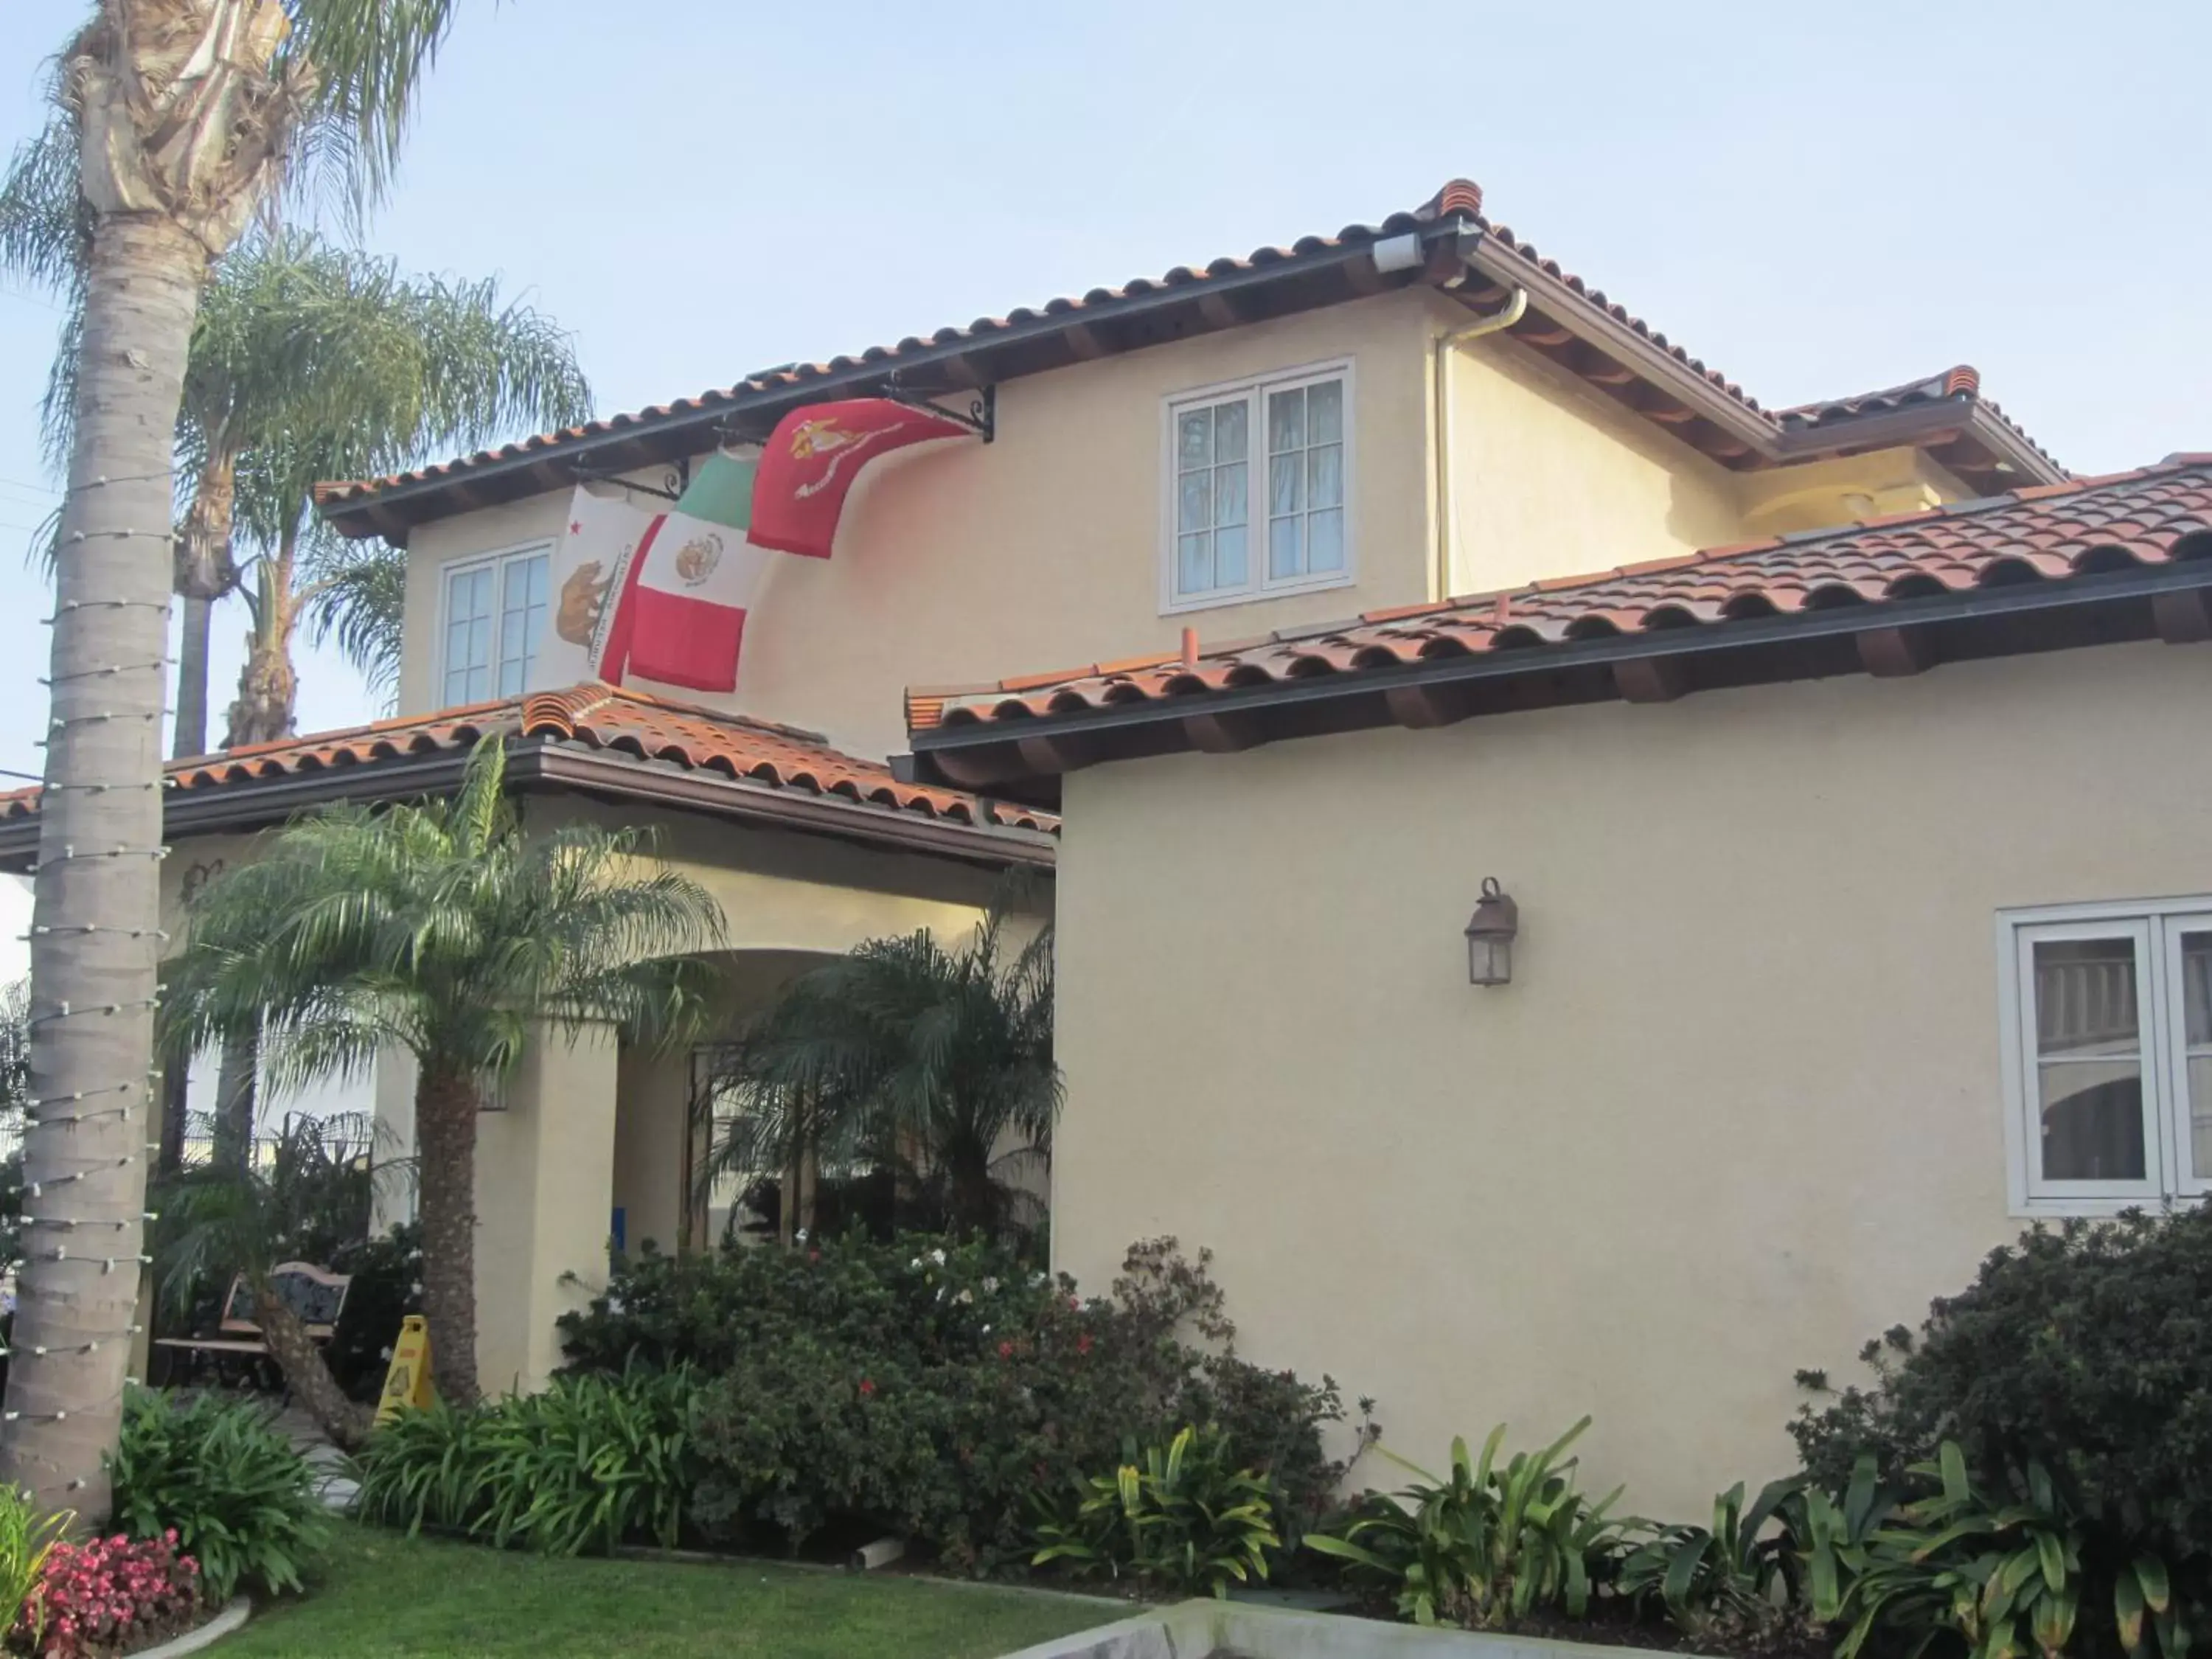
(0, 0, 2206, 801)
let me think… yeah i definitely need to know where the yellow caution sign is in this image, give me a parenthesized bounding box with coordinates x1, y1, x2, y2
(375, 1315, 434, 1425)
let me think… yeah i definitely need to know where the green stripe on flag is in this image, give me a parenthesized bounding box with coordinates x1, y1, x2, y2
(675, 453, 757, 531)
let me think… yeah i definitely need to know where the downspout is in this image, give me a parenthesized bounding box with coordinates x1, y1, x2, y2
(1433, 285, 1528, 599)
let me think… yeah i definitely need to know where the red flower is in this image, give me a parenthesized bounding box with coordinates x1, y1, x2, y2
(807, 1249, 821, 1263)
(996, 1340, 1015, 1360)
(858, 1378, 876, 1399)
(1076, 1332, 1094, 1356)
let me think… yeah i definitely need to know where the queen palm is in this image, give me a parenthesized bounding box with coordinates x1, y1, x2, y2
(203, 232, 589, 748)
(701, 906, 1060, 1243)
(163, 738, 726, 1405)
(0, 0, 473, 1513)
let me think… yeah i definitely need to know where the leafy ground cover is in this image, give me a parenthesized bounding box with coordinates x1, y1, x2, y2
(220, 1525, 1109, 1659)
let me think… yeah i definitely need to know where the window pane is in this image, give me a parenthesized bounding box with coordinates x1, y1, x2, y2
(2184, 931, 2212, 1180)
(2037, 1065, 2147, 1180)
(1178, 532, 1212, 594)
(1307, 507, 1345, 573)
(1214, 462, 1247, 529)
(1214, 400, 1248, 462)
(1268, 516, 1301, 580)
(1270, 453, 1302, 516)
(2034, 939, 2140, 1058)
(1268, 386, 1304, 453)
(1214, 524, 1248, 588)
(1178, 411, 1211, 468)
(1308, 442, 1343, 509)
(2184, 933, 2212, 1045)
(1308, 378, 1343, 443)
(2031, 937, 2146, 1183)
(1179, 470, 1212, 534)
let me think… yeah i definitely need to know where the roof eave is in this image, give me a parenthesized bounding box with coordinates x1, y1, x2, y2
(0, 737, 1057, 874)
(316, 222, 1479, 545)
(904, 560, 2212, 801)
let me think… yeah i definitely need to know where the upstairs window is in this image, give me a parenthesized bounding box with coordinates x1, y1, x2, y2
(1999, 900, 2212, 1213)
(442, 546, 549, 706)
(1164, 362, 1352, 611)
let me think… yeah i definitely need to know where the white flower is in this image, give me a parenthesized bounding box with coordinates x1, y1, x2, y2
(980, 1324, 991, 1335)
(956, 1288, 974, 1304)
(796, 1228, 809, 1244)
(981, 1277, 998, 1294)
(908, 1257, 923, 1270)
(1030, 1271, 1049, 1287)
(928, 1248, 947, 1266)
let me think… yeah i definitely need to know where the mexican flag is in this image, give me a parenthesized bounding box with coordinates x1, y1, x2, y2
(536, 399, 975, 696)
(540, 454, 763, 695)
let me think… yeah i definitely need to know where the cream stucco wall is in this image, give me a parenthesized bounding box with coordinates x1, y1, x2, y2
(1439, 317, 1743, 598)
(396, 293, 1440, 757)
(1049, 640, 2212, 1517)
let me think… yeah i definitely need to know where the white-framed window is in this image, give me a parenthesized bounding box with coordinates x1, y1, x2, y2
(1162, 360, 1353, 612)
(1997, 897, 2212, 1215)
(441, 544, 550, 706)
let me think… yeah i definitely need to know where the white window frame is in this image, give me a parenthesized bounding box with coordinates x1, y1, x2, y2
(1996, 896, 2212, 1216)
(436, 540, 552, 709)
(1159, 358, 1356, 615)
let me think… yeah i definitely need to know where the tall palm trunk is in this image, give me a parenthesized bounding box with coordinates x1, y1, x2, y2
(414, 1064, 481, 1404)
(223, 521, 301, 748)
(6, 214, 205, 1519)
(170, 448, 238, 761)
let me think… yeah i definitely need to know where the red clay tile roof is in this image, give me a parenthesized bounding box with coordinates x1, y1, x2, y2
(911, 455, 2212, 732)
(1775, 366, 2060, 475)
(0, 684, 1057, 835)
(317, 177, 2062, 536)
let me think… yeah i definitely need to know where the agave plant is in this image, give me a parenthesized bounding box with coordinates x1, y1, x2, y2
(1306, 1418, 1630, 1629)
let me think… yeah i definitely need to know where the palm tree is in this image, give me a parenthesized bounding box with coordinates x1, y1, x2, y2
(162, 739, 726, 1404)
(701, 908, 1060, 1243)
(211, 234, 590, 747)
(0, 1, 471, 1513)
(153, 1111, 391, 1450)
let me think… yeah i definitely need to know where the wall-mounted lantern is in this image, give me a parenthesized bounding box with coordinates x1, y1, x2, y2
(1464, 877, 1519, 987)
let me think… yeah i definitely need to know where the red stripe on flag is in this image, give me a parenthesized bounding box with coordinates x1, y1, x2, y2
(625, 588, 748, 694)
(594, 512, 667, 686)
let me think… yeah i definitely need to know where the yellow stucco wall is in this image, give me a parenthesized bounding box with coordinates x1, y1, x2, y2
(1437, 311, 1743, 598)
(1048, 640, 2212, 1517)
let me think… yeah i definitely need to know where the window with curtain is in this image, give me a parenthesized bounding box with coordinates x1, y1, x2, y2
(2001, 902, 2212, 1211)
(1166, 363, 1352, 610)
(442, 546, 550, 707)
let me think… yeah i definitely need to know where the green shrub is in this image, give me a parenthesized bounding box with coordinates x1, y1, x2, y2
(108, 1388, 328, 1601)
(564, 1234, 1364, 1573)
(1617, 1476, 1807, 1641)
(1306, 1419, 1630, 1630)
(352, 1366, 697, 1556)
(0, 1485, 63, 1639)
(1836, 1443, 2187, 1659)
(350, 1398, 502, 1537)
(1030, 1425, 1279, 1598)
(1792, 1208, 2212, 1643)
(324, 1223, 423, 1402)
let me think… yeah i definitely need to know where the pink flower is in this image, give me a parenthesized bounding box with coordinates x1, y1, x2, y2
(858, 1378, 875, 1399)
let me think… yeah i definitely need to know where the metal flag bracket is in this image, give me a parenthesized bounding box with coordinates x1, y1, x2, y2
(879, 379, 995, 444)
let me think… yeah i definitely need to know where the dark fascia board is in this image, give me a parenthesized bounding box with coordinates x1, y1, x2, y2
(1773, 399, 2066, 485)
(906, 560, 2212, 784)
(318, 224, 1473, 543)
(0, 738, 1057, 874)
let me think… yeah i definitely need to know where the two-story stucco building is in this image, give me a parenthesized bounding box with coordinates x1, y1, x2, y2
(7, 175, 2202, 1512)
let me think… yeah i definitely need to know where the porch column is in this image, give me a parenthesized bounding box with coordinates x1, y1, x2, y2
(472, 1021, 619, 1394)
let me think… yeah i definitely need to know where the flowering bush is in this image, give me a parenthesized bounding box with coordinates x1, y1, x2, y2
(13, 1531, 201, 1659)
(556, 1234, 1371, 1573)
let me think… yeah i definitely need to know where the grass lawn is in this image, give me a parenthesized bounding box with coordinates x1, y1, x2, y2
(219, 1524, 1116, 1658)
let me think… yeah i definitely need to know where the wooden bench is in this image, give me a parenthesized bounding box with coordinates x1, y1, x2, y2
(153, 1262, 352, 1388)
